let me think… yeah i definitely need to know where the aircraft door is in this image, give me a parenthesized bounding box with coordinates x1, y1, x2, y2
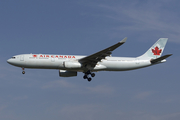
(20, 55, 24, 61)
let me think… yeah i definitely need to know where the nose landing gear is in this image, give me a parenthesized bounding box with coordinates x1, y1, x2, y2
(83, 70, 95, 82)
(22, 68, 25, 74)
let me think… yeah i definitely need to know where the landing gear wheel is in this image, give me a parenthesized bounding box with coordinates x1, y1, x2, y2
(22, 68, 25, 74)
(88, 77, 92, 82)
(91, 73, 95, 77)
(22, 71, 25, 74)
(83, 70, 94, 82)
(83, 75, 87, 79)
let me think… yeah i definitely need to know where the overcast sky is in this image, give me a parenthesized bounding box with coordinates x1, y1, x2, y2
(0, 0, 180, 120)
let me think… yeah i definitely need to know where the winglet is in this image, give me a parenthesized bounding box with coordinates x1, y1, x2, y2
(120, 37, 127, 43)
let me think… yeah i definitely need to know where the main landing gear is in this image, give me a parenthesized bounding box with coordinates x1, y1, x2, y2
(83, 70, 95, 82)
(22, 68, 25, 74)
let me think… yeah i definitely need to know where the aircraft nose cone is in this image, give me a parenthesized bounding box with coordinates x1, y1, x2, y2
(7, 59, 13, 64)
(7, 59, 11, 63)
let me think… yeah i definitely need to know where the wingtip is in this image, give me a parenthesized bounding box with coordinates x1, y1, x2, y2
(120, 37, 127, 43)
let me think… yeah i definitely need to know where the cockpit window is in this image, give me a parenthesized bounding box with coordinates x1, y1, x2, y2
(11, 57, 16, 59)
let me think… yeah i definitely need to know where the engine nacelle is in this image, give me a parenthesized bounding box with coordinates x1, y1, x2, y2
(59, 70, 77, 77)
(63, 61, 82, 69)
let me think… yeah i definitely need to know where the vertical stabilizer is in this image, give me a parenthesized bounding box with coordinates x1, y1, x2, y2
(138, 38, 168, 59)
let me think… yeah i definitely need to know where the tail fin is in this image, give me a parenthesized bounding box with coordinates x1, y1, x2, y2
(138, 38, 168, 59)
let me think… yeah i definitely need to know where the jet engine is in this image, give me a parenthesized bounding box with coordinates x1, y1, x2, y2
(59, 70, 77, 77)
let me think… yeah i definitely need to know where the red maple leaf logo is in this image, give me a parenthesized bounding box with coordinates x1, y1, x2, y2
(33, 55, 37, 57)
(152, 46, 162, 55)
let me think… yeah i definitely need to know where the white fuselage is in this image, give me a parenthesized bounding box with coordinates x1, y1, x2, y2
(6, 38, 170, 81)
(7, 54, 154, 72)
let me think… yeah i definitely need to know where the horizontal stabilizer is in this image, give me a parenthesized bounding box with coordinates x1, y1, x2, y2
(150, 54, 172, 64)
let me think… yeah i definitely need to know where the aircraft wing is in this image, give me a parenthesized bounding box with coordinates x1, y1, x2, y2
(78, 37, 127, 67)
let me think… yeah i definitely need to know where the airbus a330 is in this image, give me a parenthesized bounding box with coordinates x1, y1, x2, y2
(7, 38, 172, 81)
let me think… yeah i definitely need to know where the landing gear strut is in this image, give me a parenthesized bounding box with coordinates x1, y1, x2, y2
(83, 70, 95, 82)
(22, 68, 25, 74)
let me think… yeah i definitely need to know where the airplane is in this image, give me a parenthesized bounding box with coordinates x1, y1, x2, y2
(7, 38, 172, 82)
